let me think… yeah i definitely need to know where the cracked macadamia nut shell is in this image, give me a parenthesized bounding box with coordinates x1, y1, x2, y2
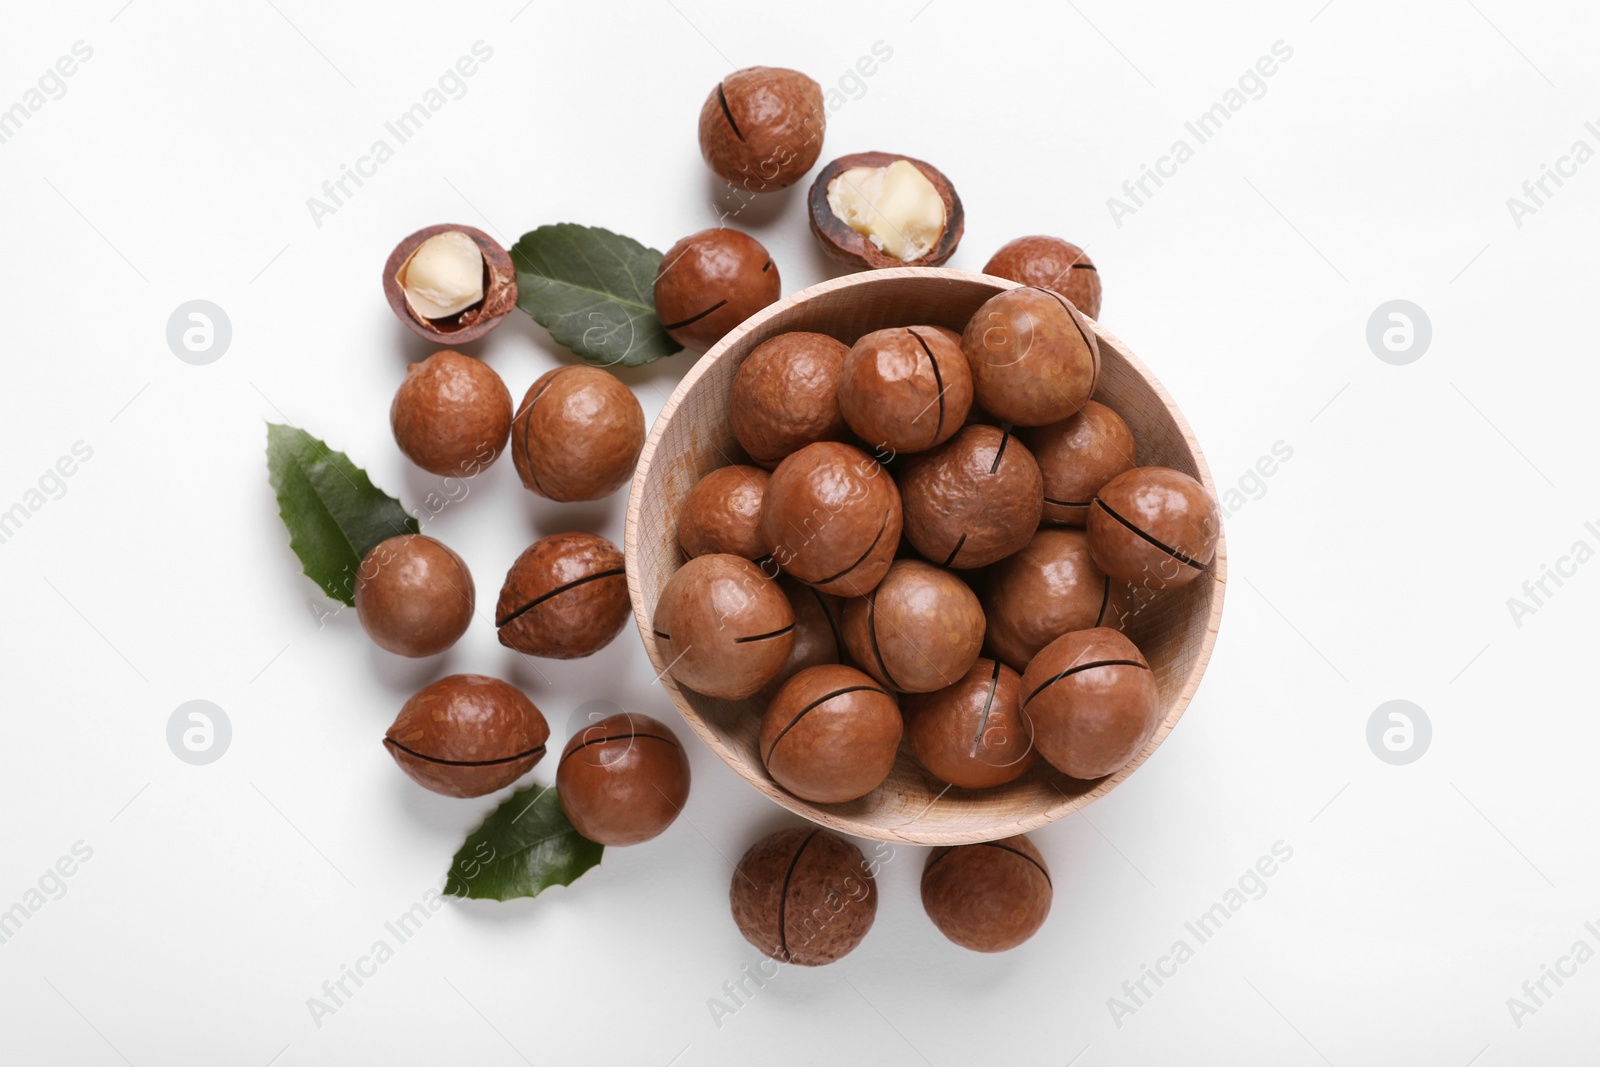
(730, 827, 877, 966)
(983, 528, 1120, 672)
(354, 534, 474, 658)
(1087, 466, 1221, 591)
(1023, 401, 1137, 527)
(384, 674, 549, 798)
(841, 559, 985, 694)
(760, 441, 903, 597)
(390, 350, 512, 477)
(1020, 627, 1159, 780)
(556, 712, 690, 846)
(728, 332, 850, 467)
(512, 366, 645, 502)
(922, 836, 1052, 952)
(699, 66, 826, 192)
(382, 224, 517, 344)
(809, 152, 964, 269)
(984, 236, 1102, 320)
(760, 664, 902, 804)
(765, 575, 846, 693)
(654, 229, 781, 352)
(678, 465, 769, 560)
(652, 553, 795, 700)
(904, 659, 1036, 790)
(838, 325, 972, 454)
(897, 425, 1042, 569)
(961, 287, 1100, 426)
(496, 533, 629, 659)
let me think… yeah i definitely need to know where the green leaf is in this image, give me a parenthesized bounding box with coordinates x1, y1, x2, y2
(511, 223, 682, 367)
(444, 783, 603, 901)
(265, 423, 418, 606)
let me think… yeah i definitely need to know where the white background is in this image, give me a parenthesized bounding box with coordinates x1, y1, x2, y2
(1, 0, 1596, 1063)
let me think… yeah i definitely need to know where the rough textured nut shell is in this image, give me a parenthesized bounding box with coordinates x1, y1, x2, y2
(983, 236, 1102, 320)
(904, 659, 1036, 789)
(730, 827, 877, 966)
(382, 224, 516, 344)
(654, 229, 781, 352)
(840, 559, 985, 693)
(759, 664, 902, 804)
(1087, 466, 1221, 591)
(1020, 627, 1159, 780)
(983, 528, 1118, 672)
(678, 465, 770, 560)
(897, 424, 1042, 569)
(728, 332, 850, 467)
(390, 350, 512, 477)
(698, 66, 826, 192)
(808, 152, 964, 269)
(512, 365, 645, 502)
(961, 287, 1100, 426)
(556, 712, 690, 846)
(384, 674, 549, 798)
(496, 533, 629, 659)
(354, 534, 474, 658)
(652, 554, 795, 699)
(1023, 401, 1137, 526)
(922, 836, 1052, 952)
(838, 325, 973, 454)
(759, 441, 903, 597)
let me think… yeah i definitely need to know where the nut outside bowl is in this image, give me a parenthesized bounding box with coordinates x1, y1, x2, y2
(625, 268, 1226, 846)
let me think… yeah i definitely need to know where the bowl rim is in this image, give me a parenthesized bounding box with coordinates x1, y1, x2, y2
(624, 266, 1228, 845)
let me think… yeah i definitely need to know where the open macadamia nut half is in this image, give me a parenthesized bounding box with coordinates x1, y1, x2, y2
(922, 836, 1052, 952)
(556, 712, 691, 846)
(653, 554, 795, 699)
(728, 332, 850, 467)
(496, 533, 629, 659)
(838, 325, 972, 454)
(390, 350, 512, 477)
(731, 827, 877, 966)
(654, 228, 781, 352)
(1020, 627, 1159, 780)
(904, 658, 1036, 790)
(984, 236, 1102, 320)
(384, 675, 549, 798)
(699, 66, 826, 192)
(512, 365, 645, 502)
(760, 664, 902, 804)
(897, 424, 1042, 569)
(840, 559, 985, 693)
(383, 224, 516, 344)
(961, 287, 1100, 426)
(809, 152, 964, 269)
(983, 527, 1121, 672)
(678, 465, 769, 560)
(1087, 466, 1221, 592)
(760, 442, 903, 597)
(1023, 400, 1137, 526)
(354, 534, 474, 658)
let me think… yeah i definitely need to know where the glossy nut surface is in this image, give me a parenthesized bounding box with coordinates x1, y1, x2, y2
(841, 559, 985, 693)
(904, 659, 1036, 789)
(728, 332, 850, 467)
(760, 664, 902, 804)
(354, 534, 474, 658)
(1087, 466, 1221, 591)
(678, 465, 769, 560)
(1020, 628, 1159, 779)
(838, 325, 972, 454)
(983, 528, 1116, 672)
(390, 350, 512, 477)
(922, 836, 1052, 952)
(1023, 401, 1136, 526)
(760, 442, 902, 597)
(556, 712, 690, 846)
(730, 827, 877, 966)
(653, 554, 794, 699)
(699, 67, 825, 192)
(496, 533, 628, 659)
(983, 236, 1102, 320)
(897, 425, 1042, 569)
(765, 575, 845, 693)
(961, 287, 1099, 426)
(654, 229, 780, 352)
(384, 675, 549, 798)
(512, 366, 645, 502)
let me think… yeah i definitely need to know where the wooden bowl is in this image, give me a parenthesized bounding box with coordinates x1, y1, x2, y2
(625, 268, 1226, 845)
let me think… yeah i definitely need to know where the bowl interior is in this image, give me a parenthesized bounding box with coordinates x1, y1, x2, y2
(626, 268, 1226, 845)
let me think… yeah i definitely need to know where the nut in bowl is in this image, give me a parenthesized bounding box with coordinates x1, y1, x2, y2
(626, 268, 1226, 845)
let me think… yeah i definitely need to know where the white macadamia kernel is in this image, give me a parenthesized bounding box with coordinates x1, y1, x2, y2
(826, 159, 945, 262)
(398, 231, 485, 321)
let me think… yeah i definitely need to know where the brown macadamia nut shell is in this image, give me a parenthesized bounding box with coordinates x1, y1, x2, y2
(764, 575, 846, 694)
(354, 534, 474, 658)
(897, 425, 1042, 569)
(760, 441, 903, 597)
(512, 366, 645, 502)
(655, 229, 781, 352)
(382, 224, 516, 344)
(730, 827, 877, 966)
(983, 236, 1102, 320)
(1023, 401, 1137, 526)
(760, 664, 902, 804)
(922, 836, 1052, 952)
(840, 559, 985, 693)
(699, 67, 826, 192)
(961, 287, 1100, 426)
(983, 528, 1120, 672)
(838, 325, 973, 454)
(653, 554, 795, 699)
(390, 350, 512, 477)
(904, 659, 1036, 789)
(496, 533, 629, 659)
(728, 332, 850, 467)
(678, 465, 769, 560)
(557, 712, 690, 846)
(384, 674, 549, 798)
(1020, 627, 1159, 780)
(809, 152, 964, 269)
(1087, 466, 1221, 591)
